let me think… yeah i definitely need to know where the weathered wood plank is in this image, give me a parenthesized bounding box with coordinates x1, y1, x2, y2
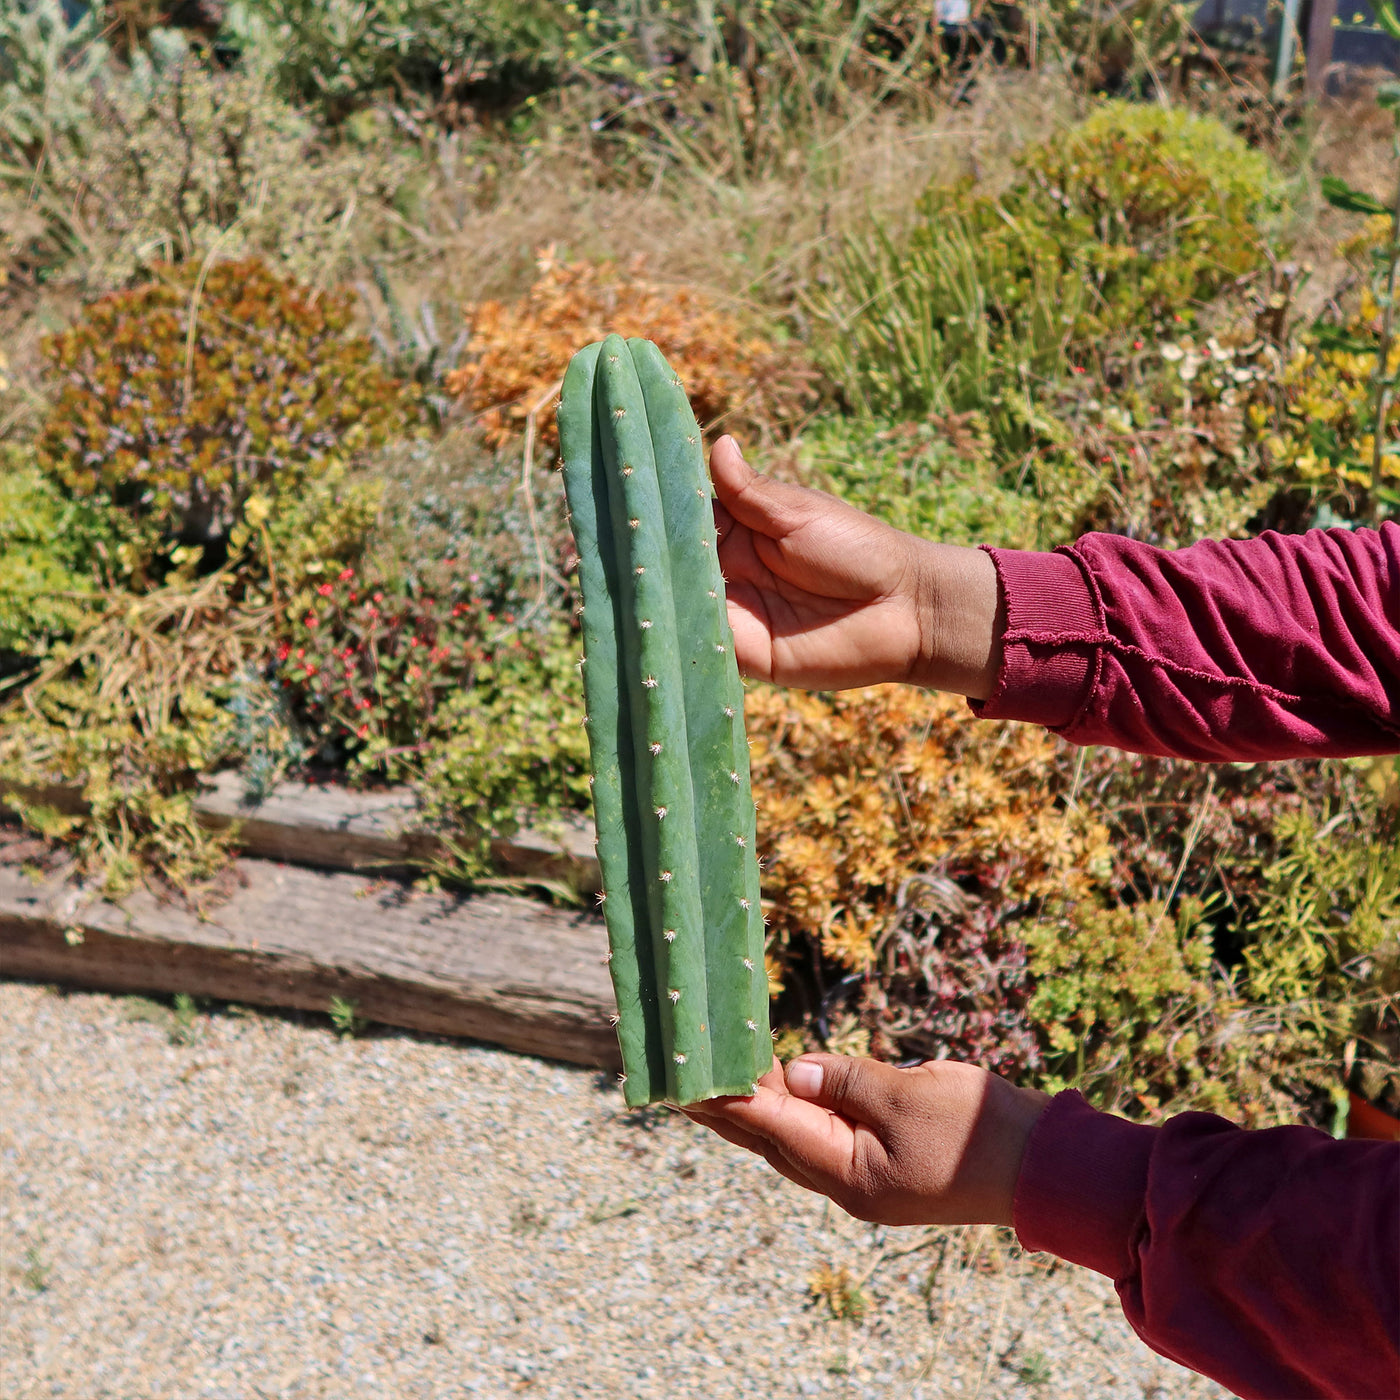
(2, 772, 601, 892)
(0, 858, 622, 1070)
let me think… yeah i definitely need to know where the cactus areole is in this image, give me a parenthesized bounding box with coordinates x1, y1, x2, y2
(558, 335, 770, 1107)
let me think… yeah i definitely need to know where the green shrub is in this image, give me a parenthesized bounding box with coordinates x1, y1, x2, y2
(36, 258, 421, 565)
(0, 449, 110, 659)
(1022, 753, 1400, 1126)
(223, 0, 568, 122)
(1025, 898, 1218, 1107)
(788, 412, 1040, 549)
(415, 619, 591, 876)
(1242, 802, 1400, 1116)
(815, 102, 1280, 435)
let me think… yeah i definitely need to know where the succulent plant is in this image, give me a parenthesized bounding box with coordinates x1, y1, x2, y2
(558, 334, 770, 1107)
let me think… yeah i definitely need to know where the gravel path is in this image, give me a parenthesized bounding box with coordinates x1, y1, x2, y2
(1, 981, 1230, 1400)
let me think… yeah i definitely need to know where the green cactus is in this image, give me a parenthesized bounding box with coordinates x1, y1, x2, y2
(557, 334, 770, 1107)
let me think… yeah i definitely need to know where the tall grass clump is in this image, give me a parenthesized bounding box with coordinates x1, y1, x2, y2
(814, 102, 1281, 444)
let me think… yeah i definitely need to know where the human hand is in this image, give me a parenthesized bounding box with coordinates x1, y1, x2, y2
(682, 1053, 1050, 1227)
(710, 436, 1002, 697)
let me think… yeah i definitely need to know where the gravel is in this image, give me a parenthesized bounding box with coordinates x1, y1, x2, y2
(0, 981, 1230, 1400)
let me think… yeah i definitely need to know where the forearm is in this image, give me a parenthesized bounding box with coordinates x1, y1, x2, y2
(913, 525, 1400, 760)
(1014, 1093, 1400, 1399)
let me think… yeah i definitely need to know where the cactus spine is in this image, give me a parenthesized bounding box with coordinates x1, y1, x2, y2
(558, 334, 769, 1107)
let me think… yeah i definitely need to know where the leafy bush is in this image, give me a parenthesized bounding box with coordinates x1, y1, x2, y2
(223, 0, 569, 123)
(0, 572, 262, 896)
(746, 683, 1112, 1074)
(36, 258, 421, 562)
(415, 620, 591, 876)
(787, 412, 1040, 549)
(1241, 802, 1400, 1117)
(445, 248, 815, 450)
(0, 0, 111, 160)
(0, 449, 109, 660)
(278, 561, 509, 764)
(815, 102, 1280, 434)
(1026, 898, 1219, 1106)
(1018, 750, 1400, 1126)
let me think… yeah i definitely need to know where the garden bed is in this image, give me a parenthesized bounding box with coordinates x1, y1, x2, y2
(0, 837, 619, 1068)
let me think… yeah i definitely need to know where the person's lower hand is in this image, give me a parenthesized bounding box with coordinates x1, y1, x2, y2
(710, 436, 1002, 697)
(682, 1053, 1051, 1227)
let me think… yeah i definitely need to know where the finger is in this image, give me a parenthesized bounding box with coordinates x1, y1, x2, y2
(688, 1076, 875, 1189)
(710, 436, 830, 540)
(785, 1054, 911, 1128)
(681, 1107, 826, 1195)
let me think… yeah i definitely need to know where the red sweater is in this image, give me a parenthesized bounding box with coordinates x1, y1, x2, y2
(977, 525, 1400, 1400)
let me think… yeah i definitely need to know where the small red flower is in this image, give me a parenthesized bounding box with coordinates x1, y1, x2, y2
(317, 583, 333, 597)
(276, 642, 291, 661)
(357, 724, 370, 739)
(339, 568, 354, 582)
(304, 614, 317, 629)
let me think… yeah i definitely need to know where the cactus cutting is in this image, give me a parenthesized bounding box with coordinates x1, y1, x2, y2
(557, 334, 770, 1108)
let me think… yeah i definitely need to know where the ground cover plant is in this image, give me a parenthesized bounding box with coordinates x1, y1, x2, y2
(1, 3, 1397, 1131)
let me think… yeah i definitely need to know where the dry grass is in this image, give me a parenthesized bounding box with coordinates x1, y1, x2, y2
(384, 72, 1080, 342)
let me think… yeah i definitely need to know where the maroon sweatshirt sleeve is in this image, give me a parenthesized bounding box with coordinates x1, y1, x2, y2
(977, 525, 1400, 1395)
(974, 523, 1400, 758)
(1013, 1092, 1400, 1399)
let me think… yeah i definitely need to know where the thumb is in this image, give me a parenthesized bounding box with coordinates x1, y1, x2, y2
(785, 1054, 909, 1127)
(710, 435, 828, 537)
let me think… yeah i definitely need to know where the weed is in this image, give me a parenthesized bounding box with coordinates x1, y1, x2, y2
(587, 1197, 643, 1224)
(807, 1262, 871, 1323)
(328, 995, 367, 1038)
(1015, 1350, 1053, 1386)
(121, 992, 202, 1044)
(509, 1200, 549, 1236)
(21, 1241, 51, 1293)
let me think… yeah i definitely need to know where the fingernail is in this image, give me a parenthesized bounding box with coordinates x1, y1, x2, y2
(787, 1059, 823, 1098)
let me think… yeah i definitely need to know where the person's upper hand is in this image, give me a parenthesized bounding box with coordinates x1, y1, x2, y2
(710, 437, 1002, 697)
(682, 1052, 1050, 1227)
